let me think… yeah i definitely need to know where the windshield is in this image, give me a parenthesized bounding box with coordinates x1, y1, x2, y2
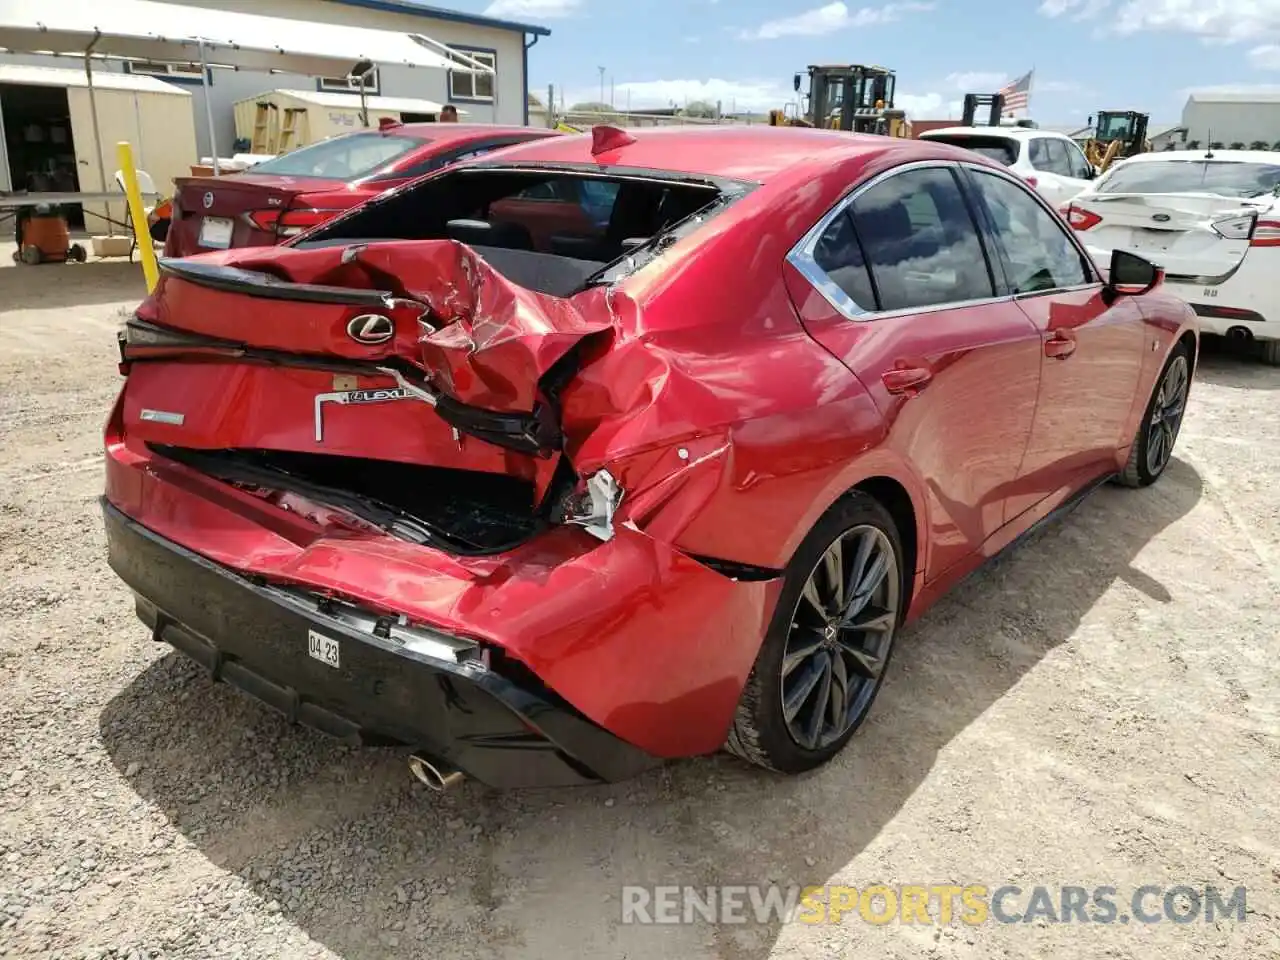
(247, 133, 429, 181)
(1097, 114, 1136, 140)
(923, 135, 1018, 166)
(1098, 160, 1280, 198)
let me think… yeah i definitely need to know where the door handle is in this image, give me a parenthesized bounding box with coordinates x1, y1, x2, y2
(1045, 333, 1077, 359)
(882, 366, 933, 395)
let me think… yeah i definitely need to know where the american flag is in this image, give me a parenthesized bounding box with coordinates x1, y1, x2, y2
(998, 70, 1033, 116)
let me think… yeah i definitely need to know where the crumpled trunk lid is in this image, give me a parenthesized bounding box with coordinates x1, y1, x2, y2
(143, 240, 615, 415)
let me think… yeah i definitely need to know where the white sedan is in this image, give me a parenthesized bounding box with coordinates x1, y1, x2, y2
(918, 126, 1095, 207)
(1062, 150, 1280, 365)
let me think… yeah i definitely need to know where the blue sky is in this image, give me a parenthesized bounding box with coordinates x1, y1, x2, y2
(438, 0, 1280, 123)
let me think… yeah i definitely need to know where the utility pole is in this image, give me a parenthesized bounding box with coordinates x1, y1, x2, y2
(598, 66, 605, 106)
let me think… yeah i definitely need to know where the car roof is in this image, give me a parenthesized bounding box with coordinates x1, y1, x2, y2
(461, 125, 950, 183)
(920, 126, 1062, 140)
(1116, 149, 1280, 164)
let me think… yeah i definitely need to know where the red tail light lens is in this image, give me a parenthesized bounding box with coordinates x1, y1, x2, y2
(245, 207, 341, 237)
(1250, 219, 1280, 247)
(1064, 204, 1102, 231)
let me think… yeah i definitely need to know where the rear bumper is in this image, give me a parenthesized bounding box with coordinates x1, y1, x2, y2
(102, 499, 660, 788)
(1183, 302, 1276, 340)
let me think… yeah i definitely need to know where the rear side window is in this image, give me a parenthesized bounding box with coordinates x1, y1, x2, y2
(848, 166, 994, 311)
(968, 171, 1090, 293)
(924, 135, 1018, 166)
(1098, 160, 1280, 198)
(813, 211, 875, 309)
(1028, 138, 1054, 172)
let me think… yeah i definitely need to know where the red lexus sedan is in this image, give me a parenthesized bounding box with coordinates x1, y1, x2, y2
(104, 126, 1197, 790)
(163, 122, 561, 258)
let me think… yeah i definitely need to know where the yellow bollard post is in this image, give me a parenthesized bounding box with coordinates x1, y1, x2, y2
(116, 141, 160, 293)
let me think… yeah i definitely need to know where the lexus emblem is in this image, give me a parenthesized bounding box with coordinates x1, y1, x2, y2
(1152, 213, 1171, 222)
(346, 313, 395, 344)
(202, 192, 214, 210)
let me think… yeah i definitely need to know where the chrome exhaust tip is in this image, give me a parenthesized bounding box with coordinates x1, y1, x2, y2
(408, 753, 465, 792)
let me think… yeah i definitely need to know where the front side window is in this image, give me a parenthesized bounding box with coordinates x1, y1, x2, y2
(1064, 140, 1093, 180)
(847, 166, 994, 311)
(1045, 140, 1077, 178)
(968, 171, 1090, 293)
(449, 49, 496, 101)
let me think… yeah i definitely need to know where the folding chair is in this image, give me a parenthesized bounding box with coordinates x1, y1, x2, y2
(114, 168, 159, 263)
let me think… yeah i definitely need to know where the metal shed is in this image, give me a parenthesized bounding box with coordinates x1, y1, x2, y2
(0, 63, 195, 219)
(232, 88, 463, 154)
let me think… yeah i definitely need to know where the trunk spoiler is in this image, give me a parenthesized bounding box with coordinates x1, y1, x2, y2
(157, 258, 402, 308)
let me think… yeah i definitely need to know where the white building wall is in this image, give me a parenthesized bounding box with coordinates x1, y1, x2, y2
(1181, 98, 1280, 147)
(0, 0, 538, 158)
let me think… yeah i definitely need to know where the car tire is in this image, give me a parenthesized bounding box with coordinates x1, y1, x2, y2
(1117, 342, 1191, 488)
(725, 492, 905, 774)
(1260, 339, 1280, 367)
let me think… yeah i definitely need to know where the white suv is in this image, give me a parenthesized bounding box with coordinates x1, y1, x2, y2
(919, 126, 1095, 207)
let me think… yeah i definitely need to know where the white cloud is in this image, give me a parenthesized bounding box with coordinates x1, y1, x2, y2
(1251, 43, 1280, 68)
(742, 1, 935, 40)
(1042, 0, 1280, 44)
(483, 0, 581, 18)
(944, 71, 1008, 92)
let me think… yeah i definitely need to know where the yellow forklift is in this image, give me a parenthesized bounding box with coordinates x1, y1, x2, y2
(769, 64, 910, 137)
(1083, 110, 1150, 173)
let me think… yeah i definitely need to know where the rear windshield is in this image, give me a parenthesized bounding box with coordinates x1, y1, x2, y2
(247, 133, 429, 181)
(1098, 160, 1280, 198)
(299, 166, 737, 296)
(922, 135, 1019, 166)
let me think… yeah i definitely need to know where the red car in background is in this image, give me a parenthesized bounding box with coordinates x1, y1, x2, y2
(164, 122, 561, 258)
(106, 127, 1197, 790)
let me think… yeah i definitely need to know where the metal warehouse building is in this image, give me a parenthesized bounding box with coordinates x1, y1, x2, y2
(1181, 91, 1280, 147)
(0, 0, 550, 159)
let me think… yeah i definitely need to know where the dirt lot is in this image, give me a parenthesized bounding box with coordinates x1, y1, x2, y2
(0, 260, 1277, 960)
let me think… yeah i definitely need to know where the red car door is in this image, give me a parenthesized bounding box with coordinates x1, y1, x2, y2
(961, 167, 1147, 521)
(785, 164, 1043, 582)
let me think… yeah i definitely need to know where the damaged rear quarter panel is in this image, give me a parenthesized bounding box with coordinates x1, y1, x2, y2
(558, 165, 919, 572)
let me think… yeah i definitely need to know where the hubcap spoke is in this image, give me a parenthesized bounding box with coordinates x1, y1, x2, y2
(783, 657, 826, 724)
(801, 578, 829, 621)
(842, 605, 895, 633)
(803, 654, 833, 748)
(782, 633, 824, 678)
(822, 539, 844, 613)
(836, 637, 884, 679)
(828, 652, 850, 728)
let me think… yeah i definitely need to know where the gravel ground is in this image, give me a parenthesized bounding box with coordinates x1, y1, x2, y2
(0, 260, 1277, 960)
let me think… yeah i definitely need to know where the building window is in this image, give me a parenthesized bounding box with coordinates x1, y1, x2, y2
(123, 61, 206, 82)
(448, 48, 495, 102)
(318, 68, 381, 96)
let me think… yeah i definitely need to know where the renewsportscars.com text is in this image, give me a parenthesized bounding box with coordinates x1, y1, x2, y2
(620, 884, 1248, 926)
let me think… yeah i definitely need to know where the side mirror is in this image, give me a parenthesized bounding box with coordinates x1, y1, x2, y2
(1103, 249, 1161, 304)
(794, 73, 802, 93)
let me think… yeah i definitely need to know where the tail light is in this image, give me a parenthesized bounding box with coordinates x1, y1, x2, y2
(1064, 204, 1102, 231)
(1250, 219, 1280, 247)
(1212, 214, 1256, 240)
(245, 207, 341, 238)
